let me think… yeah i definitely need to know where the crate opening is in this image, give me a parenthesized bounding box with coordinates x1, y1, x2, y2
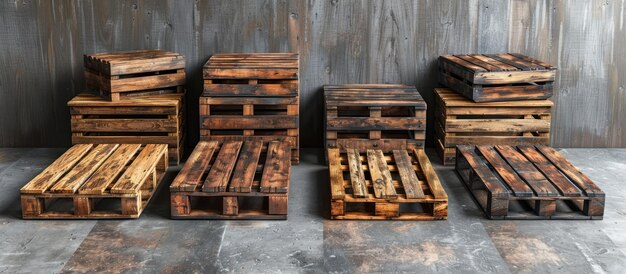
(210, 105, 243, 115)
(381, 106, 414, 117)
(92, 197, 124, 213)
(455, 114, 527, 119)
(399, 202, 426, 214)
(117, 69, 180, 79)
(82, 132, 170, 136)
(81, 114, 170, 119)
(254, 105, 288, 115)
(253, 129, 289, 136)
(43, 198, 74, 213)
(345, 202, 375, 213)
(207, 130, 244, 136)
(337, 106, 370, 117)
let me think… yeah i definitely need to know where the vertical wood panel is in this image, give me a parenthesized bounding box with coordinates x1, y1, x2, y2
(0, 0, 625, 148)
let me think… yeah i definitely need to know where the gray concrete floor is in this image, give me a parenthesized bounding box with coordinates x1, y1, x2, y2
(0, 148, 625, 273)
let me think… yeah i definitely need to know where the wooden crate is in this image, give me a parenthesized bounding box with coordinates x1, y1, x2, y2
(201, 53, 300, 164)
(439, 53, 556, 102)
(435, 88, 552, 165)
(328, 148, 448, 220)
(84, 50, 185, 101)
(20, 144, 168, 219)
(68, 93, 185, 165)
(170, 140, 291, 220)
(455, 145, 605, 220)
(324, 84, 426, 154)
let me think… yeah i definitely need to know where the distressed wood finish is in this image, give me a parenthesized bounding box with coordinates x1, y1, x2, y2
(84, 50, 185, 101)
(170, 140, 291, 220)
(328, 148, 448, 220)
(455, 145, 605, 220)
(20, 144, 168, 219)
(324, 84, 426, 157)
(438, 53, 556, 102)
(201, 53, 299, 164)
(435, 88, 552, 165)
(68, 93, 185, 165)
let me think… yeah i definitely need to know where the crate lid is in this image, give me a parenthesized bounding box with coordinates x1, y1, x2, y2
(203, 53, 299, 79)
(435, 88, 553, 107)
(84, 50, 185, 76)
(68, 93, 182, 107)
(324, 84, 425, 107)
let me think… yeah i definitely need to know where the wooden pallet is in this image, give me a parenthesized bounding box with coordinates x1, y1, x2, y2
(435, 88, 552, 165)
(84, 50, 185, 101)
(328, 148, 448, 220)
(170, 140, 291, 220)
(201, 53, 300, 164)
(20, 144, 168, 219)
(324, 84, 426, 154)
(68, 93, 185, 165)
(439, 53, 556, 102)
(455, 145, 605, 220)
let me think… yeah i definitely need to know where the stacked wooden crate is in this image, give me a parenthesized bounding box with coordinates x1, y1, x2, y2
(201, 53, 300, 164)
(324, 84, 426, 153)
(69, 50, 186, 164)
(436, 53, 556, 165)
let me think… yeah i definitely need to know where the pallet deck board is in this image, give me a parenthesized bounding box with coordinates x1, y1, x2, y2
(20, 144, 168, 219)
(328, 148, 448, 220)
(439, 53, 556, 102)
(455, 145, 605, 220)
(170, 141, 292, 219)
(435, 88, 552, 165)
(324, 84, 426, 155)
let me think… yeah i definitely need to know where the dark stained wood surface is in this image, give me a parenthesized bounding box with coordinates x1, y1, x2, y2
(1, 0, 624, 148)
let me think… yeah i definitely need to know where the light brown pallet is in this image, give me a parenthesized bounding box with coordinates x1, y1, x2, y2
(438, 53, 556, 102)
(20, 144, 168, 219)
(84, 50, 185, 101)
(434, 88, 552, 165)
(328, 148, 448, 220)
(68, 93, 185, 165)
(170, 141, 291, 220)
(455, 145, 605, 220)
(324, 84, 426, 156)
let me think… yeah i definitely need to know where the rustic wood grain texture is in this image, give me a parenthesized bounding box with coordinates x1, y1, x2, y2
(1, 0, 625, 148)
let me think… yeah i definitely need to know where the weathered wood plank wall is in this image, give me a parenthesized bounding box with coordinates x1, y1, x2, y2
(1, 0, 624, 148)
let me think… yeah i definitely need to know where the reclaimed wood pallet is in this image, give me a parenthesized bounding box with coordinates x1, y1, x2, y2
(328, 148, 448, 220)
(435, 88, 552, 165)
(20, 144, 168, 219)
(68, 93, 185, 165)
(455, 145, 605, 220)
(170, 140, 291, 220)
(324, 84, 426, 155)
(84, 50, 185, 101)
(201, 53, 300, 164)
(439, 53, 556, 102)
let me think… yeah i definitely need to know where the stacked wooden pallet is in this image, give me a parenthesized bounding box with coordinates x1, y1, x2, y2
(436, 53, 556, 165)
(201, 53, 300, 164)
(324, 84, 426, 154)
(69, 50, 187, 165)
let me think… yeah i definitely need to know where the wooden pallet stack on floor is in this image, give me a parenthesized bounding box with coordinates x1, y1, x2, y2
(84, 50, 185, 101)
(438, 53, 556, 102)
(324, 84, 426, 154)
(20, 144, 168, 219)
(327, 148, 448, 220)
(170, 140, 291, 220)
(434, 88, 552, 165)
(455, 145, 605, 220)
(68, 93, 185, 165)
(201, 53, 300, 164)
